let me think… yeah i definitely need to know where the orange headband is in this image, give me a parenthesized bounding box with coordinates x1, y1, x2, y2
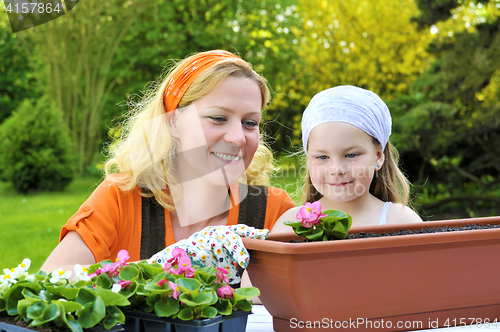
(163, 50, 243, 113)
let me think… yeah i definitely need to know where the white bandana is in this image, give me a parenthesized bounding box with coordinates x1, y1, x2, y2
(301, 85, 392, 153)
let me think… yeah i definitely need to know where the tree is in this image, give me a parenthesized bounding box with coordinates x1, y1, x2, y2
(389, 0, 500, 217)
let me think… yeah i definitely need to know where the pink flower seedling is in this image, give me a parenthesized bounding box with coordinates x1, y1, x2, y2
(296, 201, 327, 228)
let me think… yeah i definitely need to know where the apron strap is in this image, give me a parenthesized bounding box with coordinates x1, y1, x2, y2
(140, 192, 166, 260)
(237, 185, 268, 229)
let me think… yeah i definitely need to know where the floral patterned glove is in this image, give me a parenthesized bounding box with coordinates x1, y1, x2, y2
(149, 224, 268, 285)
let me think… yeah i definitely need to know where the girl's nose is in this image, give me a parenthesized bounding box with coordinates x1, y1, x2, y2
(329, 159, 347, 176)
(223, 122, 246, 147)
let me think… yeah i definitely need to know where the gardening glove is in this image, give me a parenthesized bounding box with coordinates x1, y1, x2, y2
(149, 224, 268, 285)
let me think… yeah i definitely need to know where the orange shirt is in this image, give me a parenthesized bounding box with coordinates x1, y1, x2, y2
(60, 178, 295, 263)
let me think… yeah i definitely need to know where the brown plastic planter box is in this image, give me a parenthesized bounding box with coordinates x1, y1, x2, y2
(243, 216, 500, 331)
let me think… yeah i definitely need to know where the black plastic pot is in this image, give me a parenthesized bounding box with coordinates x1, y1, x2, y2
(0, 321, 124, 332)
(123, 310, 251, 332)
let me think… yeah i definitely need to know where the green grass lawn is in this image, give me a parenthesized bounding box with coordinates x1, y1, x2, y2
(0, 176, 104, 273)
(0, 168, 301, 274)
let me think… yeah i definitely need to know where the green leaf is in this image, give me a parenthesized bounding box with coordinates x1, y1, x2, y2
(305, 227, 324, 241)
(95, 286, 130, 307)
(177, 278, 201, 293)
(178, 290, 214, 307)
(283, 221, 302, 228)
(137, 262, 164, 279)
(24, 300, 46, 320)
(65, 315, 83, 332)
(177, 307, 194, 321)
(234, 287, 260, 299)
(76, 296, 106, 328)
(103, 305, 125, 330)
(30, 303, 61, 326)
(200, 306, 217, 319)
(53, 300, 83, 313)
(194, 271, 217, 286)
(95, 274, 113, 290)
(154, 297, 179, 317)
(5, 282, 42, 315)
(118, 265, 140, 282)
(234, 299, 252, 311)
(75, 288, 97, 306)
(45, 285, 80, 300)
(215, 299, 232, 315)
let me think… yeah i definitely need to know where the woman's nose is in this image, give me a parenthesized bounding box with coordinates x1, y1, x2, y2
(223, 122, 246, 147)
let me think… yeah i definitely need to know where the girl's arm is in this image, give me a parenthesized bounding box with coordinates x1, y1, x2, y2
(269, 206, 302, 234)
(40, 231, 96, 274)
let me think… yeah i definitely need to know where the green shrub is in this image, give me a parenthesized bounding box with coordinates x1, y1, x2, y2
(0, 99, 77, 193)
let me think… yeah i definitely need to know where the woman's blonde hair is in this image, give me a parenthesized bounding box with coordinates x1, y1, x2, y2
(105, 52, 273, 210)
(302, 140, 411, 206)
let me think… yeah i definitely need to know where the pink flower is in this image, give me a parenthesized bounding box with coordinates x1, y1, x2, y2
(163, 247, 188, 271)
(217, 285, 234, 299)
(158, 279, 169, 287)
(89, 263, 114, 278)
(169, 281, 180, 300)
(215, 267, 229, 284)
(296, 201, 327, 228)
(170, 256, 195, 278)
(117, 280, 131, 289)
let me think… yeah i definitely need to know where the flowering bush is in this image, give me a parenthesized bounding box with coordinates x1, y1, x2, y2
(284, 201, 352, 241)
(0, 248, 259, 332)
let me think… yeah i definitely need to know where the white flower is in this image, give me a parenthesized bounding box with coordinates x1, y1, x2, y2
(15, 258, 31, 274)
(73, 264, 91, 282)
(50, 269, 72, 284)
(3, 268, 20, 280)
(111, 283, 122, 293)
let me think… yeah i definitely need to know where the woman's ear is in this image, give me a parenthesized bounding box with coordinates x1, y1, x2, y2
(168, 110, 179, 138)
(376, 144, 385, 170)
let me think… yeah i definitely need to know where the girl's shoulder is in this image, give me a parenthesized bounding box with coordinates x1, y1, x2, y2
(386, 203, 423, 224)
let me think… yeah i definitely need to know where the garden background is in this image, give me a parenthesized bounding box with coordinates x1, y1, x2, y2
(1, 0, 500, 271)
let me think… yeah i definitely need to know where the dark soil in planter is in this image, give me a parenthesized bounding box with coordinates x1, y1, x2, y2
(347, 223, 500, 239)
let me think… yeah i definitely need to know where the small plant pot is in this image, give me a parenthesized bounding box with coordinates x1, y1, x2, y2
(243, 216, 500, 331)
(123, 310, 251, 332)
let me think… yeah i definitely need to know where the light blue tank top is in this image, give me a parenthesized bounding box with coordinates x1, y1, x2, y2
(378, 202, 392, 225)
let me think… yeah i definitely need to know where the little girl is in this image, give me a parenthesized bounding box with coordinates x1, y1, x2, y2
(273, 85, 421, 230)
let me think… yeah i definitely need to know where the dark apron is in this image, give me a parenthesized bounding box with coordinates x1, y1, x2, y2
(140, 185, 268, 260)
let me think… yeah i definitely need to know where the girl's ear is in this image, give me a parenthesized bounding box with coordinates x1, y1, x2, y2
(376, 144, 385, 170)
(168, 110, 179, 138)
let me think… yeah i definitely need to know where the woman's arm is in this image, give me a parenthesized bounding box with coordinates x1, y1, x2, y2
(40, 231, 96, 274)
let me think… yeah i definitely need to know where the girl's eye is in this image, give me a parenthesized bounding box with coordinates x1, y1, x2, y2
(208, 116, 226, 123)
(316, 155, 328, 160)
(243, 120, 259, 128)
(346, 153, 358, 158)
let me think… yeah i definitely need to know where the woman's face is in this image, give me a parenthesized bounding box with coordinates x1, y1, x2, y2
(170, 76, 262, 186)
(307, 122, 384, 203)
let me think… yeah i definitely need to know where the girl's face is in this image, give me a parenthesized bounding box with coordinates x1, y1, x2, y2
(170, 76, 262, 186)
(307, 122, 384, 203)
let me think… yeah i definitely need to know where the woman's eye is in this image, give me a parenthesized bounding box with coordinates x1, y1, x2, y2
(243, 120, 259, 128)
(346, 153, 358, 158)
(208, 116, 226, 123)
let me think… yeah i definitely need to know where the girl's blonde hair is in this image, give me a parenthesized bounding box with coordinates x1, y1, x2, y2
(302, 140, 411, 206)
(104, 53, 273, 210)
